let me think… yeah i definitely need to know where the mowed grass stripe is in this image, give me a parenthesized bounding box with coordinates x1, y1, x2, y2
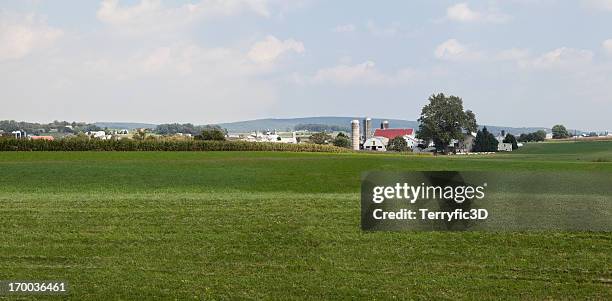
(0, 192, 610, 300)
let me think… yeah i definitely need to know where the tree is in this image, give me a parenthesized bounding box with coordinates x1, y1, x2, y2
(473, 127, 498, 152)
(198, 128, 226, 141)
(518, 130, 546, 142)
(387, 136, 409, 152)
(417, 93, 477, 153)
(503, 133, 518, 150)
(534, 130, 547, 141)
(310, 132, 331, 144)
(336, 132, 349, 139)
(552, 124, 570, 139)
(333, 135, 351, 148)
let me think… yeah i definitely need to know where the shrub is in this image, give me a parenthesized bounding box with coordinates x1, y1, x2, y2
(387, 136, 409, 152)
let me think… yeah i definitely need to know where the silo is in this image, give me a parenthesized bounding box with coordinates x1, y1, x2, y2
(382, 120, 389, 129)
(351, 120, 360, 150)
(364, 118, 372, 141)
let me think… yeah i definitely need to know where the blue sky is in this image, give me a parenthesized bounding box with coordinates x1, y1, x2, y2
(1, 0, 611, 130)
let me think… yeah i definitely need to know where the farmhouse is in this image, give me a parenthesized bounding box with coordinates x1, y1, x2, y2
(454, 133, 476, 153)
(498, 143, 513, 152)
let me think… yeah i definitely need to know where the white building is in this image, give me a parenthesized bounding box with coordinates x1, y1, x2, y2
(87, 131, 111, 140)
(243, 131, 297, 144)
(498, 143, 513, 152)
(363, 137, 387, 151)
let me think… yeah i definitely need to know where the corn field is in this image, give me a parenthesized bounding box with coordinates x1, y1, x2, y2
(0, 138, 349, 153)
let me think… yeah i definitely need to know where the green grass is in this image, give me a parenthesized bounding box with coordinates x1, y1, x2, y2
(1, 142, 611, 300)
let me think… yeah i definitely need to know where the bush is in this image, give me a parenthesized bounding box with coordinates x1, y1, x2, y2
(387, 136, 409, 152)
(0, 138, 349, 153)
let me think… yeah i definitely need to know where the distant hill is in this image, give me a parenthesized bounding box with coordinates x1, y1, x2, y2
(94, 122, 157, 130)
(216, 116, 550, 135)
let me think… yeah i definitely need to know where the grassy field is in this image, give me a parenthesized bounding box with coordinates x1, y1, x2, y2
(0, 141, 611, 299)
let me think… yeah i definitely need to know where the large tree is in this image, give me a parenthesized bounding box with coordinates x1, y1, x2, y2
(198, 128, 226, 141)
(552, 124, 570, 139)
(417, 93, 477, 153)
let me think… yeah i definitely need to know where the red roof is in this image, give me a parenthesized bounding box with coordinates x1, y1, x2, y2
(31, 136, 55, 141)
(373, 128, 414, 139)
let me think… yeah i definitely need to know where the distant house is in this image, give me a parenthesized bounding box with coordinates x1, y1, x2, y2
(243, 131, 297, 144)
(86, 131, 109, 140)
(498, 143, 513, 152)
(363, 137, 387, 151)
(455, 133, 476, 153)
(11, 130, 26, 139)
(30, 136, 55, 141)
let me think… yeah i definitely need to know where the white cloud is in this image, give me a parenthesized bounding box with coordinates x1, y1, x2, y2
(584, 0, 612, 11)
(97, 0, 273, 34)
(306, 61, 415, 86)
(525, 47, 593, 68)
(332, 24, 356, 33)
(446, 3, 510, 23)
(603, 39, 612, 55)
(0, 12, 63, 61)
(247, 35, 304, 63)
(434, 39, 482, 61)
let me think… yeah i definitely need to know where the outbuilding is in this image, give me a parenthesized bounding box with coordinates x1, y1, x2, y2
(363, 137, 387, 151)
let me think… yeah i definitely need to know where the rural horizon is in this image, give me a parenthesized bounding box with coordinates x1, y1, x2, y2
(4, 113, 610, 133)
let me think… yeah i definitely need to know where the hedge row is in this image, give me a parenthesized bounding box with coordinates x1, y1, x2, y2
(0, 139, 350, 153)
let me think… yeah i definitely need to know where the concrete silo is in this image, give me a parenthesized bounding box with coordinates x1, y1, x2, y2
(382, 120, 389, 129)
(363, 117, 372, 141)
(351, 120, 360, 150)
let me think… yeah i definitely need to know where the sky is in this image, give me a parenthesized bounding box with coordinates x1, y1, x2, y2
(1, 0, 611, 130)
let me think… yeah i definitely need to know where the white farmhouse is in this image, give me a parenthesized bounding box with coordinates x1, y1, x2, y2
(498, 143, 513, 152)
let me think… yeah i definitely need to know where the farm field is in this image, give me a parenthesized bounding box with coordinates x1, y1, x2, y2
(0, 141, 611, 300)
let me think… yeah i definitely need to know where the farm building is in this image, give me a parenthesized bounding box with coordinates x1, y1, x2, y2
(373, 128, 414, 140)
(363, 137, 387, 151)
(454, 133, 476, 153)
(351, 118, 418, 151)
(498, 143, 513, 152)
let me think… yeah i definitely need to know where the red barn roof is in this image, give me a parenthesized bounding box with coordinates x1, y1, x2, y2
(373, 128, 414, 139)
(30, 136, 55, 141)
